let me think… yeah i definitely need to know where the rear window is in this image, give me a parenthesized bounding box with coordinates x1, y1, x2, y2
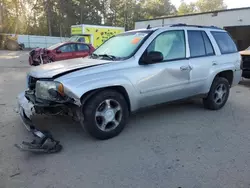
(211, 31, 238, 54)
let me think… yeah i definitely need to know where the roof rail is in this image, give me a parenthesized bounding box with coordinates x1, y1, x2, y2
(146, 23, 174, 29)
(170, 23, 222, 30)
(145, 23, 222, 30)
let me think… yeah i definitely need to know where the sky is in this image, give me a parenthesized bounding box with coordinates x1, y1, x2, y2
(171, 0, 250, 9)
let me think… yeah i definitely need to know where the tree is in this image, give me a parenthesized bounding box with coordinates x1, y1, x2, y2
(196, 0, 227, 12)
(43, 0, 52, 36)
(178, 0, 196, 15)
(178, 0, 227, 15)
(0, 0, 3, 33)
(0, 0, 182, 35)
(105, 0, 177, 30)
(141, 0, 176, 19)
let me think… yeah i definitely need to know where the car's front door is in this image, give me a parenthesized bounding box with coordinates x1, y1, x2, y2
(187, 30, 216, 95)
(54, 43, 76, 61)
(74, 44, 90, 58)
(136, 30, 192, 107)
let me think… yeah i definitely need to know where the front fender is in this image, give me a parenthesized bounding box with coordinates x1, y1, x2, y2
(61, 76, 139, 111)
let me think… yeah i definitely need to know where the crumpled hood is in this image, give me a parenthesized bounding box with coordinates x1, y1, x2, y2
(28, 57, 110, 78)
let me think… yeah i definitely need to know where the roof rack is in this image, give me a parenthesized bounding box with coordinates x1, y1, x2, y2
(146, 24, 172, 29)
(146, 23, 222, 30)
(170, 23, 222, 30)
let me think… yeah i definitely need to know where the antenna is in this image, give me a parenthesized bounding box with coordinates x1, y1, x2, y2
(146, 24, 151, 29)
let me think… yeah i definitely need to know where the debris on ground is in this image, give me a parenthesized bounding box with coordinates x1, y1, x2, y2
(15, 128, 62, 154)
(9, 172, 21, 178)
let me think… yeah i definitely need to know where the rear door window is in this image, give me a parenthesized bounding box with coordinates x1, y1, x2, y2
(58, 44, 77, 53)
(202, 32, 215, 56)
(188, 31, 206, 57)
(211, 31, 238, 54)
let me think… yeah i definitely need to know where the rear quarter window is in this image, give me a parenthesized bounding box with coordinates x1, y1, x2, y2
(211, 31, 238, 54)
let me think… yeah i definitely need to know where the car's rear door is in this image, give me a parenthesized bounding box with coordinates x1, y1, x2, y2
(54, 43, 76, 61)
(187, 30, 217, 95)
(74, 44, 90, 58)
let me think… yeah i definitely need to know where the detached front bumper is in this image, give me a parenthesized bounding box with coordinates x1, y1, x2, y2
(17, 92, 36, 131)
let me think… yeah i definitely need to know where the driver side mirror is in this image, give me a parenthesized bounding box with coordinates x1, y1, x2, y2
(56, 49, 62, 54)
(141, 51, 163, 64)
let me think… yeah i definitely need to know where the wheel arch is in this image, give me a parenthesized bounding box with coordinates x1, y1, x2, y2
(80, 86, 132, 112)
(204, 69, 234, 95)
(215, 70, 234, 86)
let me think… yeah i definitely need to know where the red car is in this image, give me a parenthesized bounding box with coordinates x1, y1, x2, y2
(29, 42, 95, 66)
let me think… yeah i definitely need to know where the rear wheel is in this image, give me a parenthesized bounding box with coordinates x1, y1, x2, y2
(203, 77, 230, 110)
(81, 90, 129, 140)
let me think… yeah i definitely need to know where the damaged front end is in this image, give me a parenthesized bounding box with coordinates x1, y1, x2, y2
(29, 48, 53, 66)
(17, 75, 81, 131)
(16, 76, 81, 153)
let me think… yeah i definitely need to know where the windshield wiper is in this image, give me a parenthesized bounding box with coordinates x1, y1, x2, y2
(90, 53, 119, 60)
(97, 54, 118, 60)
(90, 53, 99, 58)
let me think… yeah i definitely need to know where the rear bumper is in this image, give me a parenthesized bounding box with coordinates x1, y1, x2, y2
(232, 70, 242, 87)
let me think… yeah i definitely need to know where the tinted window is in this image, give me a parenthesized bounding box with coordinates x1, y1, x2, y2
(58, 44, 76, 52)
(202, 32, 215, 56)
(211, 31, 238, 54)
(147, 30, 186, 61)
(77, 44, 89, 51)
(188, 31, 206, 57)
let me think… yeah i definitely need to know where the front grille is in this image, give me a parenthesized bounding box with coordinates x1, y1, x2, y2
(28, 76, 38, 90)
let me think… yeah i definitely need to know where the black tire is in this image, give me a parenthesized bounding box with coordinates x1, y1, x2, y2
(203, 77, 230, 110)
(81, 89, 129, 140)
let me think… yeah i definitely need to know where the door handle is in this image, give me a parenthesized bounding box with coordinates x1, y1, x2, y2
(180, 65, 192, 71)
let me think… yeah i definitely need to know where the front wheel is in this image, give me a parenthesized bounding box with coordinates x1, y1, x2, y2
(203, 77, 230, 110)
(81, 90, 129, 140)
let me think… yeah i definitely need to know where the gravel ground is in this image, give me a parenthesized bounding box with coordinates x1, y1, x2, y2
(1, 50, 250, 188)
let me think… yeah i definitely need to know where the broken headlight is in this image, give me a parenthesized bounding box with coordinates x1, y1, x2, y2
(35, 81, 64, 101)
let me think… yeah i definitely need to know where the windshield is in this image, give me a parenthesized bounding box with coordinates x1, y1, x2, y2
(247, 46, 250, 50)
(47, 43, 64, 50)
(93, 30, 152, 59)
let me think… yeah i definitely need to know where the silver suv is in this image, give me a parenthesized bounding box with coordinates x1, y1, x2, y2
(18, 24, 242, 140)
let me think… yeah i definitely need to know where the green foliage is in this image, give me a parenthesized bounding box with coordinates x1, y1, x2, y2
(178, 0, 227, 15)
(178, 0, 197, 15)
(0, 0, 227, 36)
(196, 0, 227, 12)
